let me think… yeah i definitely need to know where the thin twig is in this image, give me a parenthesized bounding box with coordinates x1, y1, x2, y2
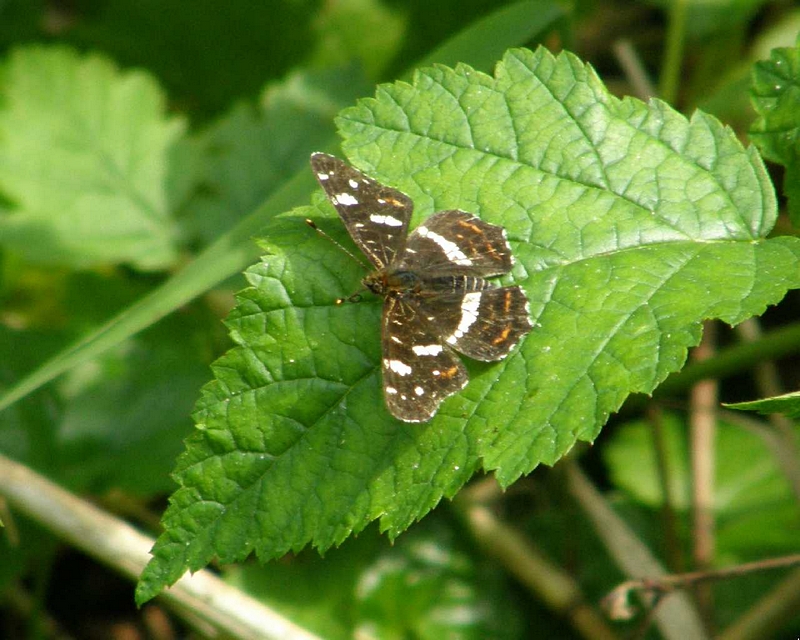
(612, 39, 656, 100)
(603, 555, 800, 621)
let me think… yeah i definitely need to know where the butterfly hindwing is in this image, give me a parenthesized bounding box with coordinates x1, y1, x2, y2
(400, 209, 514, 277)
(420, 286, 532, 361)
(382, 297, 468, 423)
(310, 152, 413, 269)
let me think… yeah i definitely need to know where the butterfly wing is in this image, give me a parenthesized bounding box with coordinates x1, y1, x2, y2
(399, 209, 514, 277)
(310, 152, 413, 269)
(381, 296, 468, 422)
(419, 286, 532, 362)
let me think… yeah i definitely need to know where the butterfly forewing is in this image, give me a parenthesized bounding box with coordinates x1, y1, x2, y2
(399, 209, 514, 277)
(382, 297, 468, 422)
(310, 152, 413, 269)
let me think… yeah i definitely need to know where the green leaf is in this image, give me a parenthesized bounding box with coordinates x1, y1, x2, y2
(226, 518, 522, 640)
(604, 414, 799, 558)
(728, 390, 800, 420)
(136, 47, 800, 603)
(750, 39, 800, 225)
(0, 312, 210, 496)
(54, 315, 212, 496)
(183, 64, 372, 245)
(605, 414, 792, 513)
(308, 0, 408, 79)
(0, 45, 186, 270)
(63, 0, 317, 117)
(750, 40, 800, 166)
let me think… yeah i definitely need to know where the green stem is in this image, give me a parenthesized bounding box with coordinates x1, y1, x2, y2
(655, 321, 800, 398)
(659, 0, 689, 103)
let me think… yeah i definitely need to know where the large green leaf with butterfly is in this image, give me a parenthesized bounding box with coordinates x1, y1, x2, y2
(136, 46, 800, 603)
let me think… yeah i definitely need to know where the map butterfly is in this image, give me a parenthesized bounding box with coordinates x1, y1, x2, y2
(311, 152, 532, 422)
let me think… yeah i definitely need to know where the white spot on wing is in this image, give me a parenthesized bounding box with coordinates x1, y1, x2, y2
(317, 173, 330, 181)
(414, 386, 424, 396)
(386, 386, 398, 395)
(348, 179, 359, 189)
(412, 344, 443, 356)
(334, 193, 359, 206)
(445, 292, 482, 344)
(385, 359, 412, 376)
(417, 226, 472, 265)
(369, 214, 403, 226)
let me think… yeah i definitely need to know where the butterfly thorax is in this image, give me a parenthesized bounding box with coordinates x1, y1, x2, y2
(364, 268, 495, 299)
(363, 269, 420, 297)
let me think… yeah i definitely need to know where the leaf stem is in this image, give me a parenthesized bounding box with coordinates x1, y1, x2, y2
(659, 0, 689, 103)
(654, 321, 800, 398)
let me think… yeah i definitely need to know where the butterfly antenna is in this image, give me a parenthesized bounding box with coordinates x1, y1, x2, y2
(305, 219, 368, 304)
(305, 219, 369, 269)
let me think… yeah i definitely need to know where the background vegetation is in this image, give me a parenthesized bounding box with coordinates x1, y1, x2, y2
(0, 1, 799, 639)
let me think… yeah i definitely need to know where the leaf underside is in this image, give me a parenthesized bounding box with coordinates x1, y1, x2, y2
(137, 47, 800, 603)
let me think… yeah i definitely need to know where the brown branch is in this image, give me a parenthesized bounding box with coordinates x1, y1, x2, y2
(603, 554, 800, 620)
(689, 321, 718, 628)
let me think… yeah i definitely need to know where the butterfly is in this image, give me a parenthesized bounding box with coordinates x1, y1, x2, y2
(310, 152, 532, 422)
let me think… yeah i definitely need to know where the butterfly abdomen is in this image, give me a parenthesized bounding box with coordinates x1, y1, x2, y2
(423, 274, 494, 295)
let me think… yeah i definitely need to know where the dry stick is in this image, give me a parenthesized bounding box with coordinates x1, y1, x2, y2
(0, 453, 321, 640)
(604, 554, 800, 617)
(689, 321, 718, 630)
(612, 39, 656, 100)
(453, 477, 620, 640)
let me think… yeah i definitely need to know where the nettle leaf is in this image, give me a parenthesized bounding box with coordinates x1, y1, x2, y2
(728, 390, 800, 420)
(750, 38, 800, 225)
(0, 45, 186, 270)
(136, 47, 800, 603)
